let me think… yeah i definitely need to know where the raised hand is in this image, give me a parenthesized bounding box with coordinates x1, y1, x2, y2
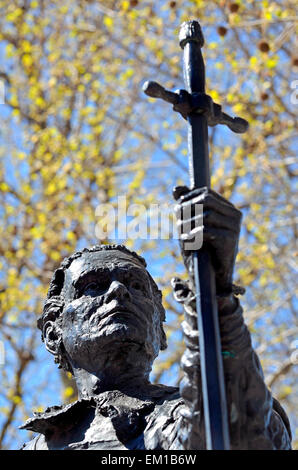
(173, 185, 242, 296)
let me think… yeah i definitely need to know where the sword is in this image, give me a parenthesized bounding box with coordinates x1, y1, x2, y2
(143, 20, 248, 450)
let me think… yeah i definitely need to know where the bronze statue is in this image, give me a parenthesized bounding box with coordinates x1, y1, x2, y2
(20, 186, 292, 450)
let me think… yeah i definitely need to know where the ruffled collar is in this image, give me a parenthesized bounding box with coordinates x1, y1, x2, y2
(20, 384, 179, 436)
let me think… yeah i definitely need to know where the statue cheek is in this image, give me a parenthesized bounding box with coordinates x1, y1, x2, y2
(62, 300, 90, 354)
(62, 298, 89, 327)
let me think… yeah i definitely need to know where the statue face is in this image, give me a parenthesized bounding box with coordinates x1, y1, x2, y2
(60, 250, 162, 371)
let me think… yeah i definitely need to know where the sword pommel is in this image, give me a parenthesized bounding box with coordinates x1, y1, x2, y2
(143, 20, 249, 136)
(179, 20, 204, 49)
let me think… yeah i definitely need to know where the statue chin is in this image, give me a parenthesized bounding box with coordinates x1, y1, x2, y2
(90, 322, 142, 344)
(69, 321, 147, 356)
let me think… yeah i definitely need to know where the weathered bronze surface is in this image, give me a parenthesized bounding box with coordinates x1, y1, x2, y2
(20, 235, 292, 449)
(144, 19, 249, 449)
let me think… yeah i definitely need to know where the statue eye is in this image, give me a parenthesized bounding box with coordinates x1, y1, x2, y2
(84, 281, 98, 292)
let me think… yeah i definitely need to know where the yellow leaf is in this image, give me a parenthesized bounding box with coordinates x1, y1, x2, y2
(280, 385, 292, 398)
(33, 407, 44, 414)
(50, 251, 62, 261)
(250, 56, 258, 68)
(60, 5, 68, 14)
(209, 89, 220, 101)
(20, 40, 32, 53)
(0, 182, 9, 191)
(22, 54, 33, 67)
(12, 395, 21, 405)
(36, 96, 46, 107)
(6, 8, 23, 22)
(64, 387, 74, 398)
(5, 44, 15, 58)
(215, 62, 224, 70)
(121, 0, 130, 11)
(209, 42, 218, 50)
(103, 16, 114, 29)
(233, 103, 244, 113)
(66, 231, 76, 242)
(266, 57, 278, 69)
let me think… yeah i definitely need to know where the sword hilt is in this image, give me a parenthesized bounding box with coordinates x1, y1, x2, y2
(143, 80, 249, 134)
(179, 20, 205, 94)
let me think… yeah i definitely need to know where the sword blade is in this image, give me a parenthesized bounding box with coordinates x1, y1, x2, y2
(181, 21, 230, 450)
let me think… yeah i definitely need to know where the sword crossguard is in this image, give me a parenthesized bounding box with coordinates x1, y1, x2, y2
(143, 80, 249, 134)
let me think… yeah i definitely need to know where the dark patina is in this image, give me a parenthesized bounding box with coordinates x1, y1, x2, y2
(20, 240, 291, 449)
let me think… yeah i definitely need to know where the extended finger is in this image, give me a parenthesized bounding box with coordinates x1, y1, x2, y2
(180, 187, 236, 210)
(180, 225, 203, 242)
(202, 227, 236, 249)
(177, 192, 241, 220)
(203, 210, 240, 233)
(178, 186, 208, 203)
(175, 207, 240, 233)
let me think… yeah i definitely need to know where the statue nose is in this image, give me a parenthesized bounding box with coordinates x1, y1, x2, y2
(104, 281, 131, 303)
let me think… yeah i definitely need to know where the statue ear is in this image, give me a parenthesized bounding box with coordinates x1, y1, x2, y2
(43, 321, 61, 356)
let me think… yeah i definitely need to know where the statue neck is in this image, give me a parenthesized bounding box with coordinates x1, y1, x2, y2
(70, 342, 153, 399)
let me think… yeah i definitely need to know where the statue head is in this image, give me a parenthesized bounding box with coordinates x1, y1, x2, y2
(37, 245, 167, 377)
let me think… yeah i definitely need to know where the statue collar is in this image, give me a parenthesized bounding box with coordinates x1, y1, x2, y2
(20, 385, 179, 436)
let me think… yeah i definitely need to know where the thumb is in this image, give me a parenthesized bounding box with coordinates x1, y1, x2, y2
(172, 185, 190, 201)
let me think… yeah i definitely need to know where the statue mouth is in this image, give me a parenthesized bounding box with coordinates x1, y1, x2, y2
(103, 307, 133, 318)
(89, 305, 134, 324)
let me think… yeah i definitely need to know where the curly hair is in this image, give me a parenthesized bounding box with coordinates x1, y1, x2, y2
(38, 244, 167, 373)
